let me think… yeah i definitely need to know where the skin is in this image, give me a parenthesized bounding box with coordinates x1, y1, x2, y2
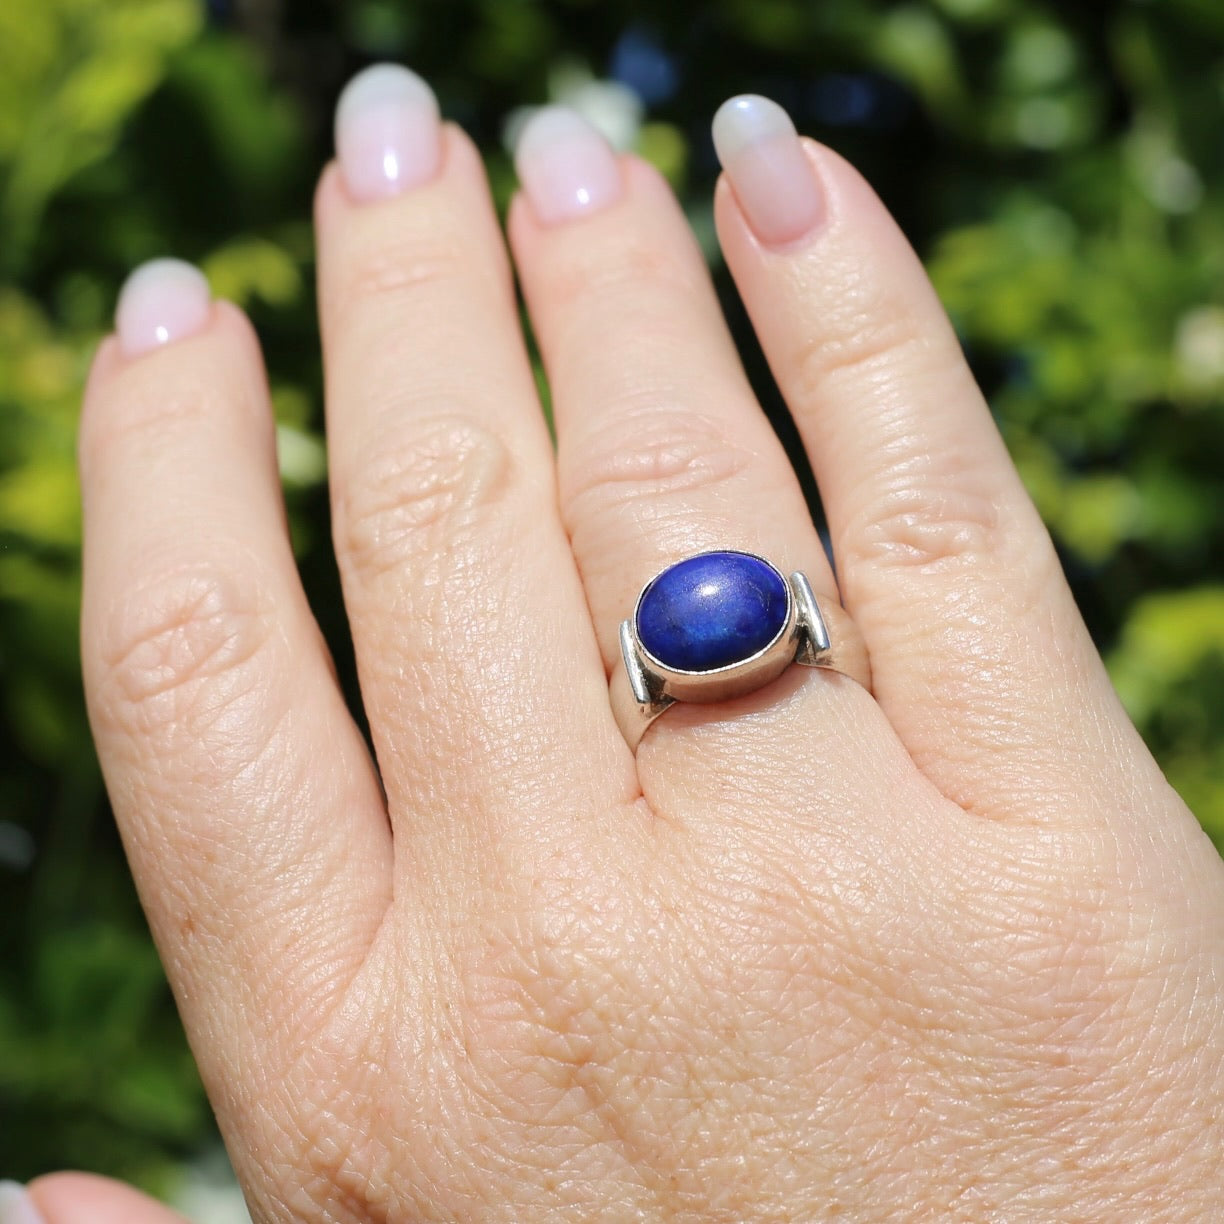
(48, 125, 1224, 1221)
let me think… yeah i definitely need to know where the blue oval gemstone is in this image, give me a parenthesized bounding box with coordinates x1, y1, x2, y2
(636, 551, 789, 672)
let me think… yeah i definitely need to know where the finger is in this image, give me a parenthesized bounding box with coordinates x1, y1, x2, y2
(712, 97, 1163, 820)
(318, 69, 629, 870)
(26, 1174, 188, 1224)
(507, 113, 962, 983)
(507, 108, 844, 685)
(80, 264, 390, 1077)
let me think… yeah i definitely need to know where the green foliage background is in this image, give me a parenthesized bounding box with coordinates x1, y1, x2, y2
(2, 0, 1222, 1197)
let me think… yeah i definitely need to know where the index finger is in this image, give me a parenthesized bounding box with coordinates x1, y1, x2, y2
(80, 272, 390, 1081)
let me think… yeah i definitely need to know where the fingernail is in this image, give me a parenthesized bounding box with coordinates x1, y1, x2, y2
(712, 95, 824, 247)
(0, 1182, 46, 1224)
(514, 106, 623, 226)
(335, 63, 442, 202)
(115, 258, 213, 358)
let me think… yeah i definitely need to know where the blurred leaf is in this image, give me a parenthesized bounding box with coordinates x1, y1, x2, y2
(1109, 586, 1224, 720)
(202, 237, 303, 310)
(1109, 587, 1224, 842)
(873, 6, 967, 118)
(276, 423, 327, 489)
(168, 35, 305, 210)
(637, 121, 688, 188)
(1056, 474, 1142, 565)
(0, 0, 202, 271)
(0, 462, 81, 549)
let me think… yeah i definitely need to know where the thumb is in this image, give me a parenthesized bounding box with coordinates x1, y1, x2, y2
(11, 1174, 193, 1224)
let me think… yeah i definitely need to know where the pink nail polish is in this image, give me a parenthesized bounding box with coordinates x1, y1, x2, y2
(335, 63, 442, 202)
(114, 259, 213, 358)
(514, 106, 623, 226)
(712, 95, 824, 247)
(0, 1181, 46, 1224)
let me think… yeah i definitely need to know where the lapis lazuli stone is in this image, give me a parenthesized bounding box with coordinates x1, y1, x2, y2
(636, 551, 789, 672)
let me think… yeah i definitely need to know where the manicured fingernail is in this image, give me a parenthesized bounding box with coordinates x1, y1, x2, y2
(115, 258, 213, 358)
(0, 1182, 46, 1224)
(514, 106, 623, 226)
(335, 63, 442, 202)
(712, 95, 824, 247)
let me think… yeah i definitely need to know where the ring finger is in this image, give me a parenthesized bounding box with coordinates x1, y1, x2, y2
(507, 111, 866, 754)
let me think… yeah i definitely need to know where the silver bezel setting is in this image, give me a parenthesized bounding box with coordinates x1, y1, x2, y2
(619, 555, 833, 713)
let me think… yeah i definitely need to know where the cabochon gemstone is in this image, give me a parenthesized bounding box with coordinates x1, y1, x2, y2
(636, 551, 789, 672)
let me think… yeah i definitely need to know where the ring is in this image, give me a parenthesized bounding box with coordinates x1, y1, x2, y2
(610, 550, 871, 750)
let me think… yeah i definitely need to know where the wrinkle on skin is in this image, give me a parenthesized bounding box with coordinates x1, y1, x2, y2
(75, 101, 1224, 1220)
(335, 413, 516, 588)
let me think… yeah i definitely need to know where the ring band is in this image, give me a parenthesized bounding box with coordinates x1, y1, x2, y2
(610, 550, 871, 751)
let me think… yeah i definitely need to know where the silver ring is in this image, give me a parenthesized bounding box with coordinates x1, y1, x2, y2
(609, 550, 871, 751)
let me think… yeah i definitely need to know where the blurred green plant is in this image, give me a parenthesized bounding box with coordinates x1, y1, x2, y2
(1, 0, 1221, 1197)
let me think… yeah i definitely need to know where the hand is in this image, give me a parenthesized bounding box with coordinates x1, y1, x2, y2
(68, 67, 1224, 1221)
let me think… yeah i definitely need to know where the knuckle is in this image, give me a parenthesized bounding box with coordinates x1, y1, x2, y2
(789, 276, 927, 405)
(332, 227, 506, 321)
(90, 562, 278, 752)
(562, 406, 751, 525)
(337, 414, 514, 585)
(456, 879, 629, 1115)
(848, 480, 1004, 573)
(543, 237, 702, 315)
(840, 430, 1020, 575)
(340, 240, 464, 310)
(81, 373, 231, 468)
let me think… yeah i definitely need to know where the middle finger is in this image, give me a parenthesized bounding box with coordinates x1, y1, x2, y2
(317, 69, 629, 872)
